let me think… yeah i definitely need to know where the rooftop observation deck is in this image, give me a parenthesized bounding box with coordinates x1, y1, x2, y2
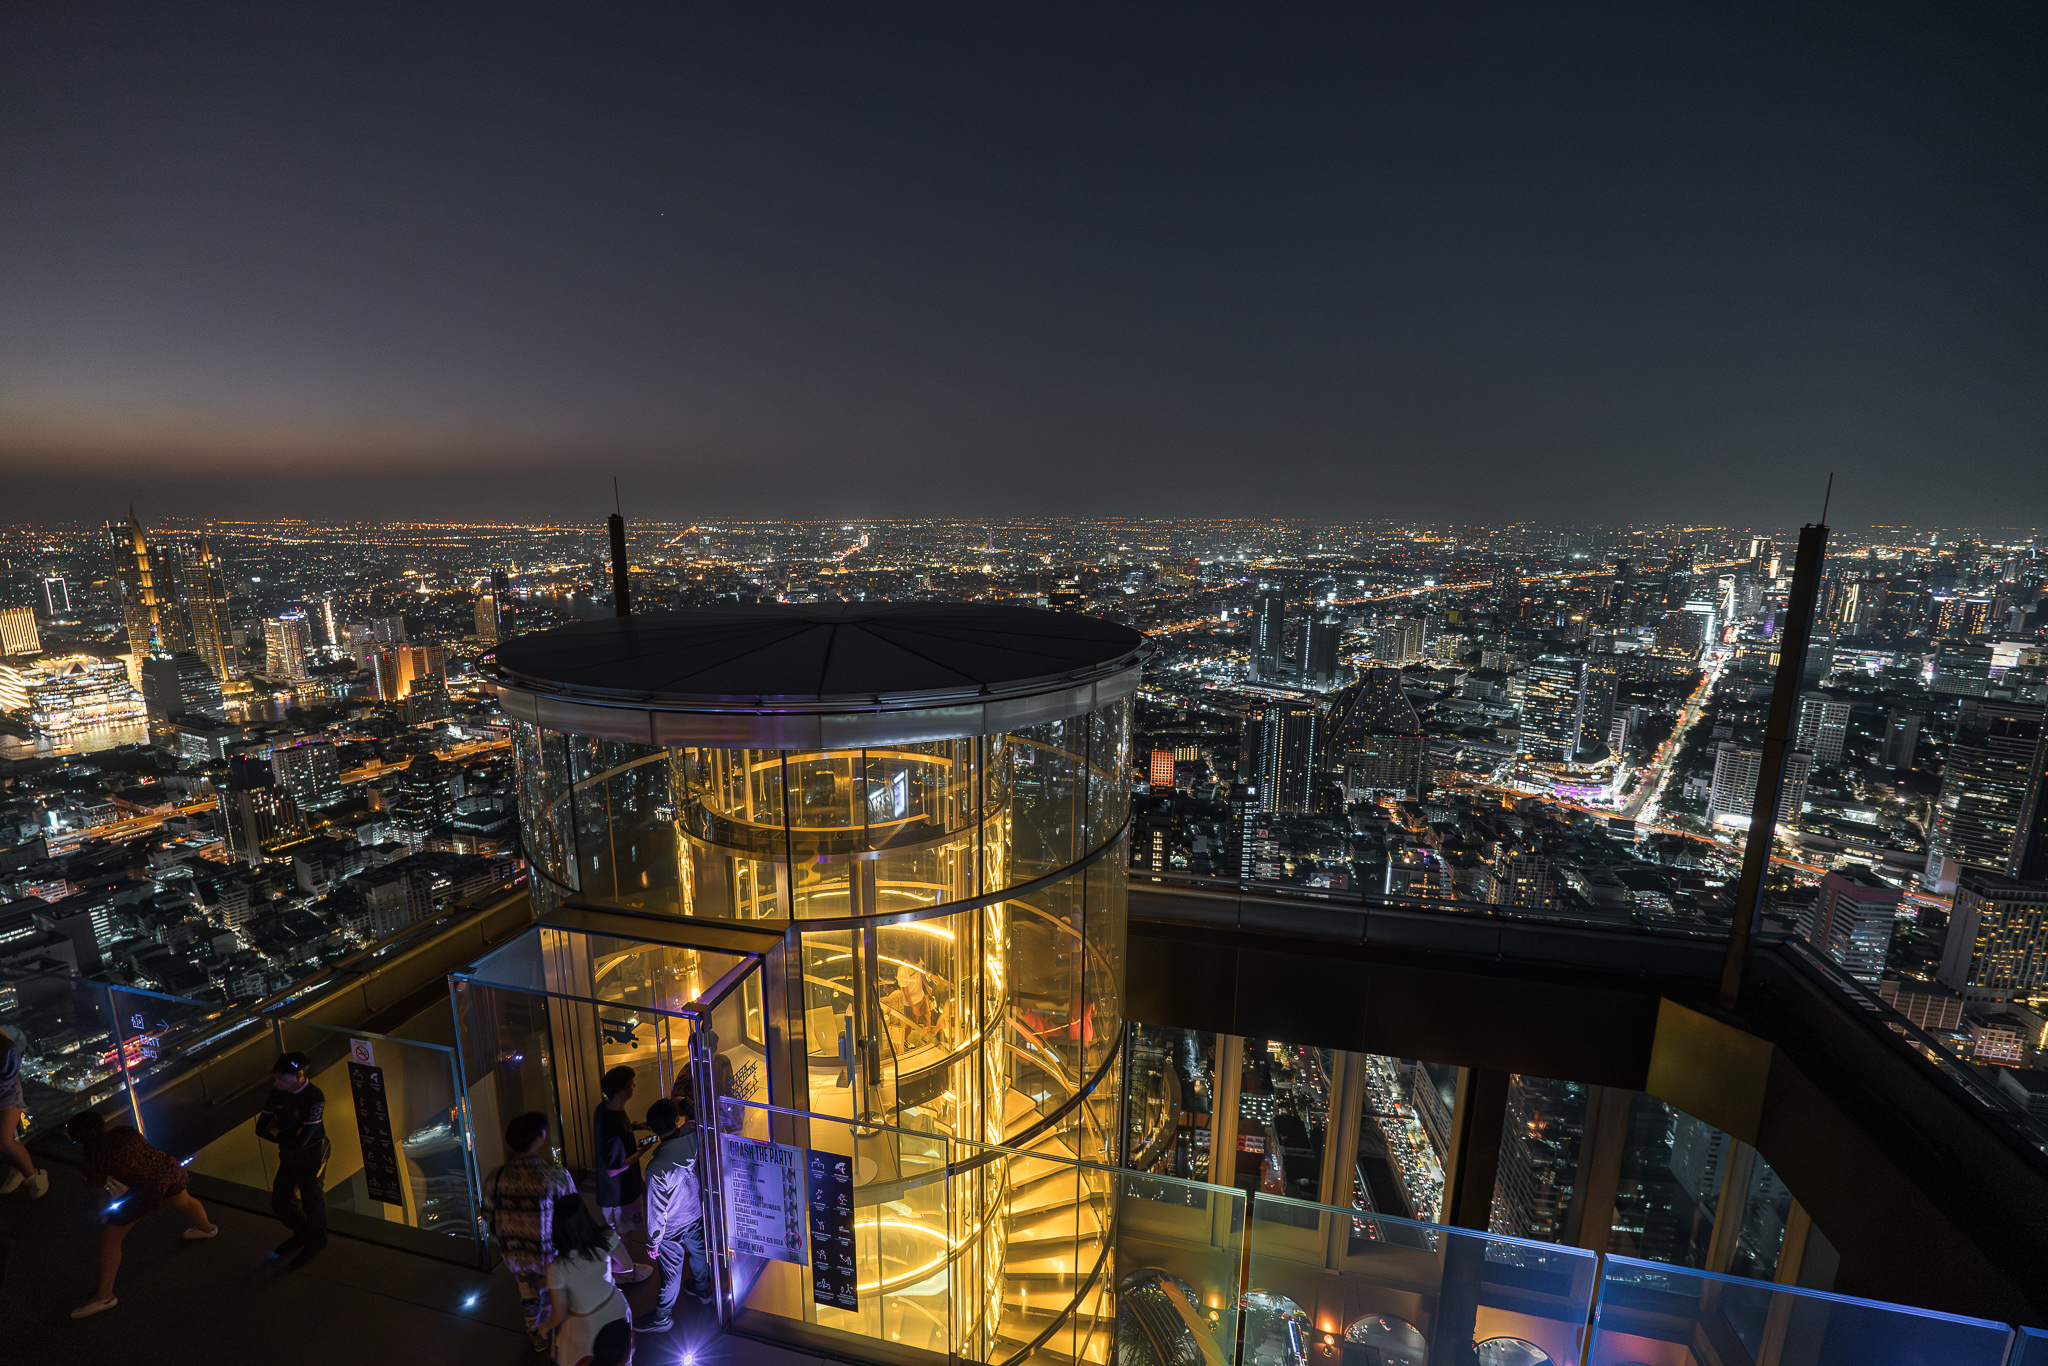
(8, 868, 2048, 1358)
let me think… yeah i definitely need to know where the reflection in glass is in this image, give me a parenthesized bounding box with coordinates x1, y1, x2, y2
(1345, 1313, 1427, 1365)
(1241, 1291, 1309, 1366)
(1472, 1339, 1551, 1366)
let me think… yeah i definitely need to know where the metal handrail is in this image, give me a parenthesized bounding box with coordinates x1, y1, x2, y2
(1128, 867, 1760, 942)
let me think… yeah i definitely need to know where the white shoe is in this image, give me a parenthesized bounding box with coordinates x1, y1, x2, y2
(0, 1168, 22, 1195)
(183, 1226, 220, 1239)
(71, 1296, 118, 1319)
(26, 1168, 49, 1199)
(617, 1263, 655, 1284)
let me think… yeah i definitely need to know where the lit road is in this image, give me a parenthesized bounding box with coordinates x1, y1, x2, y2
(50, 737, 513, 852)
(49, 799, 218, 852)
(1624, 653, 1724, 822)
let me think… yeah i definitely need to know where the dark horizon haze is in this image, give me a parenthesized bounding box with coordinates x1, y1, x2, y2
(2, 4, 2043, 529)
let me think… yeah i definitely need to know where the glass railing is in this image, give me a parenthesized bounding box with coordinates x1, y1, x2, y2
(1127, 869, 1750, 943)
(1778, 937, 2048, 1163)
(1245, 1193, 1599, 1366)
(712, 1095, 1246, 1366)
(1588, 1254, 2014, 1366)
(2, 967, 141, 1144)
(284, 1020, 483, 1259)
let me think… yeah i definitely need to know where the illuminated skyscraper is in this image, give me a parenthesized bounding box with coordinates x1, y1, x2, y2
(139, 651, 224, 724)
(1521, 655, 1588, 763)
(0, 606, 39, 657)
(263, 614, 313, 681)
(1333, 668, 1428, 800)
(368, 643, 449, 700)
(1256, 700, 1320, 813)
(106, 510, 193, 660)
(1930, 699, 2048, 878)
(182, 538, 234, 680)
(474, 585, 501, 644)
(1370, 618, 1425, 666)
(1797, 865, 1903, 984)
(1653, 609, 1705, 660)
(1794, 692, 1852, 766)
(271, 737, 342, 811)
(218, 754, 304, 865)
(1938, 871, 2048, 1001)
(1250, 588, 1286, 681)
(1709, 743, 1812, 828)
(1579, 660, 1619, 753)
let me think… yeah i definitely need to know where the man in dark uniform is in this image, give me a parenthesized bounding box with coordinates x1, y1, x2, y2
(256, 1052, 329, 1267)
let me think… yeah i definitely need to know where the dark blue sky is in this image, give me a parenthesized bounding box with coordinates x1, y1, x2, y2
(2, 4, 2043, 527)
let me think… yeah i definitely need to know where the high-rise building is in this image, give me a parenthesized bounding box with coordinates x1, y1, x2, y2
(139, 651, 224, 724)
(1147, 749, 1176, 788)
(319, 596, 340, 650)
(1794, 692, 1852, 766)
(182, 538, 234, 680)
(1250, 589, 1286, 682)
(474, 590, 500, 645)
(218, 754, 305, 865)
(40, 574, 73, 620)
(263, 614, 313, 681)
(1579, 662, 1619, 754)
(1608, 715, 1630, 756)
(0, 606, 39, 657)
(1521, 656, 1587, 763)
(1797, 865, 1903, 984)
(1256, 700, 1320, 813)
(272, 737, 342, 811)
(373, 613, 408, 646)
(1653, 610, 1705, 661)
(1708, 743, 1812, 828)
(1929, 699, 2048, 878)
(106, 510, 193, 660)
(1495, 853, 1555, 909)
(1938, 870, 2048, 1001)
(1882, 711, 1923, 771)
(1303, 613, 1341, 687)
(388, 751, 455, 834)
(1370, 618, 1425, 667)
(1333, 668, 1428, 800)
(1801, 633, 1836, 688)
(368, 643, 448, 701)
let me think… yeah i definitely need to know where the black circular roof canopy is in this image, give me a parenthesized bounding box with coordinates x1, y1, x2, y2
(491, 604, 1145, 747)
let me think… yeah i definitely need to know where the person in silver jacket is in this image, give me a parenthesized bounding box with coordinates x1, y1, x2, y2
(634, 1095, 712, 1333)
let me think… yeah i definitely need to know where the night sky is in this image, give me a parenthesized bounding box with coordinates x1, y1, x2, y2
(3, 5, 2043, 527)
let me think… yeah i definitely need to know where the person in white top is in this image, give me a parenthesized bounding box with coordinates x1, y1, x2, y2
(541, 1194, 633, 1366)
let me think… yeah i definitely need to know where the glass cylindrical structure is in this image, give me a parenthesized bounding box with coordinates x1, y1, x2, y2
(493, 601, 1140, 1148)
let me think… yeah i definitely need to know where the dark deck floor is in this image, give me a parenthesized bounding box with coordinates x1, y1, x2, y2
(0, 1161, 825, 1366)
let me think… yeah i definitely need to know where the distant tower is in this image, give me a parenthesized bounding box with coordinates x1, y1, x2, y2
(263, 613, 313, 682)
(106, 509, 193, 660)
(1521, 655, 1588, 763)
(1930, 699, 2048, 879)
(1794, 692, 1852, 766)
(183, 538, 234, 680)
(1250, 588, 1286, 682)
(1304, 613, 1342, 687)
